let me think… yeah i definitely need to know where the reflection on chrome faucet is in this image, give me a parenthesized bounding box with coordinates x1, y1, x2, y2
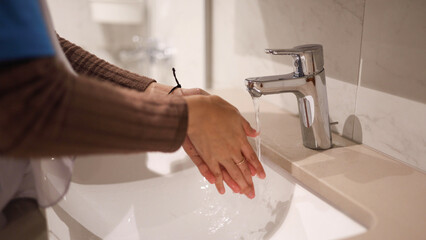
(245, 44, 332, 150)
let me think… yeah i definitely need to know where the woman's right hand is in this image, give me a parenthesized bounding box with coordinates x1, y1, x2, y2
(184, 95, 265, 199)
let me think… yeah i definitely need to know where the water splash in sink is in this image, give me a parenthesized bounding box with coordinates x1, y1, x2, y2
(194, 170, 291, 239)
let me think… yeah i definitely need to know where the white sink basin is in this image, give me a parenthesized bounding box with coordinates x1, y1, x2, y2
(45, 148, 366, 240)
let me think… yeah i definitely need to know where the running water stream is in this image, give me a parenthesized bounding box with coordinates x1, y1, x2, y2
(252, 96, 261, 161)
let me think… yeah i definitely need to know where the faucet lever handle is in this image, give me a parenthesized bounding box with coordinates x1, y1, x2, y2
(265, 49, 303, 55)
(265, 44, 324, 76)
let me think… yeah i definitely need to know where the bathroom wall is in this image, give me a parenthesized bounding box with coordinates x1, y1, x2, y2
(46, 0, 206, 88)
(211, 0, 426, 172)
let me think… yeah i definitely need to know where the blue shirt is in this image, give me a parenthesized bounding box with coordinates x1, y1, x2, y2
(0, 0, 55, 62)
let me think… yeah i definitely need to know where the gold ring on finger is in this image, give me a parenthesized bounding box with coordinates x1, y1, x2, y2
(236, 157, 246, 166)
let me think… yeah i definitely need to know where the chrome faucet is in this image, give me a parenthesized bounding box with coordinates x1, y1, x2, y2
(245, 44, 332, 149)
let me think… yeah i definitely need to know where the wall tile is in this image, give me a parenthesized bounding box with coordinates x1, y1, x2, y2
(356, 87, 426, 171)
(359, 0, 426, 104)
(357, 0, 426, 170)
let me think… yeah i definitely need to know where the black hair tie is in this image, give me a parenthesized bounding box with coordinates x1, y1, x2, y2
(168, 68, 182, 94)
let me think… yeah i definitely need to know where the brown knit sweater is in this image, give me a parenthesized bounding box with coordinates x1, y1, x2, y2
(0, 38, 188, 158)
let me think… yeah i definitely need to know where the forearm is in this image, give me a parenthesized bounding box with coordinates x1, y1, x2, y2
(58, 35, 155, 92)
(0, 58, 187, 158)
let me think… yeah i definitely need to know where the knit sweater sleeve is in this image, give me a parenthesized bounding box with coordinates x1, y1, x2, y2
(0, 58, 187, 158)
(58, 35, 155, 92)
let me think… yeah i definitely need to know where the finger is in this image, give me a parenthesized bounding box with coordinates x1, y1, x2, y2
(183, 136, 224, 194)
(182, 137, 216, 183)
(235, 155, 254, 189)
(241, 141, 266, 179)
(221, 167, 240, 193)
(221, 159, 254, 199)
(197, 163, 216, 184)
(241, 117, 258, 137)
(248, 162, 257, 176)
(204, 160, 225, 195)
(213, 166, 225, 195)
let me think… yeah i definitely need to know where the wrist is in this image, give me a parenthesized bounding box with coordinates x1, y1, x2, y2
(146, 82, 174, 95)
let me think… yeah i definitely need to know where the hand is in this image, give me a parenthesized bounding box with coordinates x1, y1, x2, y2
(184, 95, 266, 199)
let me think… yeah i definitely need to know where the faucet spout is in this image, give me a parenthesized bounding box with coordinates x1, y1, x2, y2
(245, 44, 332, 150)
(245, 73, 312, 97)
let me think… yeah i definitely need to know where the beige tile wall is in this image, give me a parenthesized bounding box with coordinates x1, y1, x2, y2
(356, 0, 426, 171)
(212, 0, 426, 171)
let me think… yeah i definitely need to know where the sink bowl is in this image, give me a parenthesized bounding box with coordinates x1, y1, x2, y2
(45, 148, 366, 240)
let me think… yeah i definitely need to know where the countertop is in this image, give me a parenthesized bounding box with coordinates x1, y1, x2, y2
(211, 89, 426, 240)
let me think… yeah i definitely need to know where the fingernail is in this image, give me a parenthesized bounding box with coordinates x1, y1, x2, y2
(251, 131, 259, 138)
(259, 172, 266, 179)
(219, 188, 225, 194)
(247, 191, 255, 199)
